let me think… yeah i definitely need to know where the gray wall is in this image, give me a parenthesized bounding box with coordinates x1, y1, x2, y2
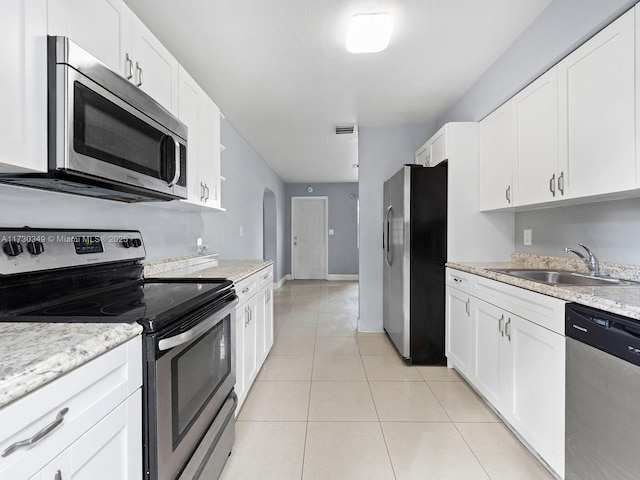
(0, 118, 287, 283)
(284, 183, 359, 276)
(358, 124, 434, 332)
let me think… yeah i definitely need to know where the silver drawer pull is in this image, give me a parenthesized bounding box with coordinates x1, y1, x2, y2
(263, 273, 270, 279)
(2, 408, 69, 457)
(452, 277, 462, 283)
(241, 287, 250, 294)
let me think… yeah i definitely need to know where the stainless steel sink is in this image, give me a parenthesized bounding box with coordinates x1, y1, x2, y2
(488, 268, 639, 286)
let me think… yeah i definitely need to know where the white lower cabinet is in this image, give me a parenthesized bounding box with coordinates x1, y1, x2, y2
(234, 265, 274, 412)
(0, 337, 142, 480)
(446, 268, 565, 478)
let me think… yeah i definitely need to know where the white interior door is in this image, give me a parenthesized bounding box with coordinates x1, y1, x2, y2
(291, 197, 327, 279)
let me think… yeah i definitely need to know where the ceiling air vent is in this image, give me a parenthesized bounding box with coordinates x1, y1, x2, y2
(335, 124, 357, 135)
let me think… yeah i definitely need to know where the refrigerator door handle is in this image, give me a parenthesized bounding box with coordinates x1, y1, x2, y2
(385, 205, 392, 266)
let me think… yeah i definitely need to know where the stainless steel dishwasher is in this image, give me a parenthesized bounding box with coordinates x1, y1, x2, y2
(565, 303, 640, 480)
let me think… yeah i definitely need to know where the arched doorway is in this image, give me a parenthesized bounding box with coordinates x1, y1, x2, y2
(263, 188, 277, 278)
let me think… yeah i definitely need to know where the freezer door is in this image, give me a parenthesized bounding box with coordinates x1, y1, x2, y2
(383, 166, 410, 358)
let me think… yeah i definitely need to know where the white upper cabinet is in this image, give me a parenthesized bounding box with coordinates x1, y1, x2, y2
(127, 10, 179, 114)
(479, 101, 515, 211)
(513, 67, 560, 206)
(558, 9, 635, 199)
(0, 0, 48, 173)
(48, 0, 127, 75)
(429, 124, 448, 166)
(415, 139, 430, 166)
(49, 0, 179, 114)
(178, 67, 222, 210)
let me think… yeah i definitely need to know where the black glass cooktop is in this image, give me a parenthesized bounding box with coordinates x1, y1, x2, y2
(0, 278, 234, 333)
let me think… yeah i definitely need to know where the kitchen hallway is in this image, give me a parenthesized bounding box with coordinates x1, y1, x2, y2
(220, 281, 553, 480)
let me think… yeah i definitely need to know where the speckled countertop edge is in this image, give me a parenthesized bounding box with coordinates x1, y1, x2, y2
(148, 259, 273, 283)
(0, 322, 142, 408)
(447, 254, 640, 320)
(143, 254, 219, 277)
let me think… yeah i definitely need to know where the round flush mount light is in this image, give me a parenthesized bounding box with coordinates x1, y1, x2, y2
(346, 13, 394, 53)
(307, 186, 314, 193)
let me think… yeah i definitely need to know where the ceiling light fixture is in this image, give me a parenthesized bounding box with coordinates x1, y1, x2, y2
(346, 14, 394, 53)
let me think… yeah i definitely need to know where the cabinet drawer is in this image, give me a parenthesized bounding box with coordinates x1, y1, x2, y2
(0, 337, 141, 479)
(446, 268, 472, 294)
(257, 265, 273, 290)
(235, 274, 258, 306)
(472, 276, 565, 335)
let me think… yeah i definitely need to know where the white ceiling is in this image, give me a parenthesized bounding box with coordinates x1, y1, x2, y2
(126, 0, 551, 183)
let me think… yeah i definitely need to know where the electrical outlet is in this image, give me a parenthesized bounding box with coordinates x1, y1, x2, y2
(239, 226, 244, 237)
(523, 229, 532, 246)
(329, 229, 334, 235)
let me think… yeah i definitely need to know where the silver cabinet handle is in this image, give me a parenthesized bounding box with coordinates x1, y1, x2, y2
(125, 53, 133, 80)
(549, 173, 556, 197)
(54, 471, 62, 480)
(245, 307, 250, 326)
(241, 287, 250, 294)
(505, 185, 511, 204)
(498, 315, 504, 336)
(263, 273, 270, 280)
(558, 171, 564, 195)
(2, 408, 69, 457)
(205, 184, 210, 201)
(465, 298, 470, 316)
(505, 318, 512, 341)
(200, 182, 205, 201)
(452, 277, 462, 283)
(135, 62, 143, 87)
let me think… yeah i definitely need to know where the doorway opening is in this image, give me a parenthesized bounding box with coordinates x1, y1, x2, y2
(291, 196, 328, 280)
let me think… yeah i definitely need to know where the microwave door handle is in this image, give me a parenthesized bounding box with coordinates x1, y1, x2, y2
(167, 138, 181, 187)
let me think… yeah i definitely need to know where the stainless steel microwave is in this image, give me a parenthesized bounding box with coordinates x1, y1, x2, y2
(0, 36, 187, 202)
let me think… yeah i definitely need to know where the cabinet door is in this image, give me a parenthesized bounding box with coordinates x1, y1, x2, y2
(235, 306, 246, 410)
(264, 285, 274, 357)
(128, 11, 179, 114)
(48, 0, 127, 75)
(255, 289, 266, 368)
(199, 97, 222, 208)
(429, 125, 448, 166)
(503, 316, 565, 477)
(472, 299, 504, 410)
(558, 9, 635, 199)
(35, 390, 142, 480)
(178, 67, 203, 205)
(445, 286, 473, 377)
(513, 67, 560, 206)
(0, 0, 47, 173)
(243, 299, 258, 386)
(479, 101, 515, 210)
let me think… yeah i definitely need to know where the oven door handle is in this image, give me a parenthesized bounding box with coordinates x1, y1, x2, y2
(158, 298, 238, 351)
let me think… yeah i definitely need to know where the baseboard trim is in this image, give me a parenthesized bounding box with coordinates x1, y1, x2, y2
(326, 274, 359, 281)
(274, 274, 291, 289)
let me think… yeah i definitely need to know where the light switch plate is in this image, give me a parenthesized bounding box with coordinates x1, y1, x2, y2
(329, 229, 334, 235)
(523, 229, 532, 246)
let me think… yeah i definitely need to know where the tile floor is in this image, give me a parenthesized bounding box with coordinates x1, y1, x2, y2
(220, 280, 554, 480)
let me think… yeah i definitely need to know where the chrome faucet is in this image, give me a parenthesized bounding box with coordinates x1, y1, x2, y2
(564, 243, 600, 276)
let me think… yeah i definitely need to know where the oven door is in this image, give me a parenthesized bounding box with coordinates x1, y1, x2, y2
(54, 63, 187, 199)
(146, 296, 237, 480)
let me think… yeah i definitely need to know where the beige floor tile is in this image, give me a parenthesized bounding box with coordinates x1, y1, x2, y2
(369, 382, 450, 422)
(318, 297, 356, 312)
(257, 355, 313, 381)
(428, 381, 499, 422)
(416, 366, 462, 382)
(312, 355, 366, 381)
(277, 323, 317, 337)
(287, 306, 318, 324)
(238, 381, 310, 421)
(316, 311, 357, 325)
(302, 422, 395, 480)
(381, 422, 490, 480)
(314, 337, 360, 356)
(316, 322, 356, 337)
(456, 423, 554, 480)
(270, 336, 316, 355)
(356, 335, 397, 356)
(308, 382, 378, 421)
(362, 355, 423, 381)
(220, 421, 306, 480)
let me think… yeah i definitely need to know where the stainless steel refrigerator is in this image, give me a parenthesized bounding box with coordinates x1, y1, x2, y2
(383, 164, 447, 365)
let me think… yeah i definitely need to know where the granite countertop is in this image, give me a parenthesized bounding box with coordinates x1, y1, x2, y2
(0, 322, 142, 408)
(146, 258, 273, 283)
(447, 253, 640, 320)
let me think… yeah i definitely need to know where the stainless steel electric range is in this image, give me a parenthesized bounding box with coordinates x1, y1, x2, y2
(0, 229, 238, 480)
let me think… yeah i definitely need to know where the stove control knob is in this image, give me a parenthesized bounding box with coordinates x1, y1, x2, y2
(3, 241, 23, 257)
(131, 238, 142, 248)
(121, 239, 132, 248)
(26, 240, 44, 255)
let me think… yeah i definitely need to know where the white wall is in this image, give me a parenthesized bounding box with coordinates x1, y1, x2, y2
(357, 124, 434, 332)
